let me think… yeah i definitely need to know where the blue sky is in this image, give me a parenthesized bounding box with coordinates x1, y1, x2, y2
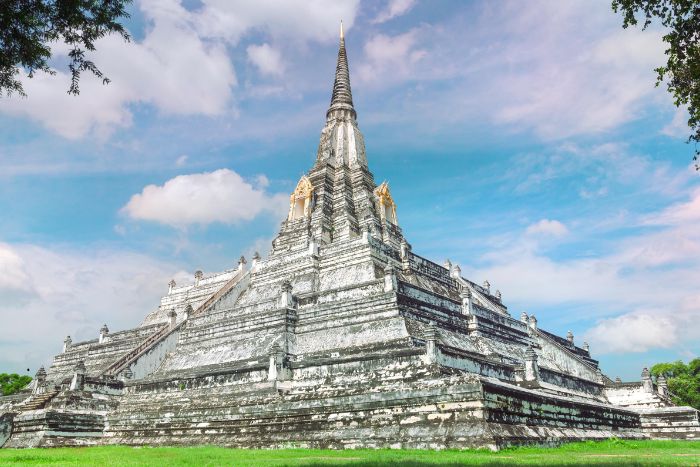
(1, 0, 698, 380)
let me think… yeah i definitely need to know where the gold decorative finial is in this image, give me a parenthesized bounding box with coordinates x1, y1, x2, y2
(340, 20, 344, 40)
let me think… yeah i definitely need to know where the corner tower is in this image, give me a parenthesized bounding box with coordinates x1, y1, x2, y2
(272, 23, 403, 254)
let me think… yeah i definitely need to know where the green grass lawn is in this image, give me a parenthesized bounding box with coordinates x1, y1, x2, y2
(0, 439, 699, 466)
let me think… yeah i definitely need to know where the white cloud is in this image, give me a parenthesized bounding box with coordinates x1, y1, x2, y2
(247, 43, 284, 76)
(121, 168, 288, 227)
(372, 0, 417, 24)
(0, 242, 189, 372)
(358, 30, 427, 83)
(0, 0, 361, 139)
(465, 181, 700, 355)
(193, 0, 360, 44)
(525, 219, 569, 237)
(491, 5, 666, 139)
(0, 2, 236, 139)
(584, 311, 678, 353)
(661, 106, 690, 138)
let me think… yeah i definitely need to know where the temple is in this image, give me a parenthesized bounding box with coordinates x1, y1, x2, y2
(1, 25, 698, 450)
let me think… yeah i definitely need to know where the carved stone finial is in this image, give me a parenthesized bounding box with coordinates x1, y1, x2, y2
(63, 335, 72, 353)
(641, 367, 654, 393)
(583, 341, 590, 353)
(657, 374, 669, 397)
(460, 288, 473, 315)
(482, 280, 490, 294)
(99, 324, 109, 343)
(615, 376, 622, 384)
(528, 314, 538, 331)
(168, 279, 176, 294)
(520, 311, 528, 323)
(194, 270, 203, 286)
(444, 259, 452, 270)
(35, 366, 47, 380)
(495, 289, 502, 301)
(168, 308, 177, 327)
(238, 255, 247, 265)
(423, 323, 439, 364)
(185, 303, 194, 319)
(252, 251, 261, 261)
(523, 345, 539, 383)
(566, 330, 574, 345)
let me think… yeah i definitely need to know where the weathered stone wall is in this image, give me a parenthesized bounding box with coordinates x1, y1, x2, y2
(0, 413, 13, 448)
(638, 407, 700, 440)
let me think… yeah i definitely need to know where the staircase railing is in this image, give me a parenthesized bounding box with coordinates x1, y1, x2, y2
(101, 268, 249, 377)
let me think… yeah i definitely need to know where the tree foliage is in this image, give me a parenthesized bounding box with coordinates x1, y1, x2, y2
(612, 0, 700, 166)
(0, 373, 32, 396)
(650, 358, 700, 410)
(0, 0, 131, 97)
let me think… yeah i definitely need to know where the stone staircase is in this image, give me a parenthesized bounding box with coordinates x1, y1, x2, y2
(101, 269, 249, 377)
(17, 390, 59, 411)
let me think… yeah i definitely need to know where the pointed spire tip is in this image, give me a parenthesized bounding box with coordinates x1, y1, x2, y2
(340, 20, 344, 40)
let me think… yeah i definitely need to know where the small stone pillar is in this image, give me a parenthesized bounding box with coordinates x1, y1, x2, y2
(99, 324, 109, 344)
(524, 346, 540, 383)
(460, 288, 473, 315)
(450, 264, 461, 279)
(308, 237, 319, 256)
(70, 360, 86, 391)
(528, 314, 538, 333)
(423, 323, 439, 364)
(168, 308, 177, 328)
(251, 251, 261, 269)
(400, 239, 411, 271)
(194, 270, 203, 287)
(168, 279, 176, 294)
(267, 343, 287, 382)
(657, 375, 669, 398)
(482, 280, 490, 295)
(237, 256, 247, 272)
(566, 330, 574, 346)
(384, 264, 397, 292)
(520, 312, 528, 324)
(279, 280, 294, 308)
(63, 335, 72, 353)
(583, 341, 590, 353)
(495, 290, 502, 301)
(184, 303, 194, 320)
(33, 367, 47, 394)
(642, 367, 654, 393)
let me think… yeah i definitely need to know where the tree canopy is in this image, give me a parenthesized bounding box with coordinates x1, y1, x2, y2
(0, 0, 132, 97)
(612, 0, 700, 166)
(0, 373, 32, 396)
(651, 358, 700, 409)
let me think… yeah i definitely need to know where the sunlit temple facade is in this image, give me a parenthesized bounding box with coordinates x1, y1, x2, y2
(1, 25, 698, 449)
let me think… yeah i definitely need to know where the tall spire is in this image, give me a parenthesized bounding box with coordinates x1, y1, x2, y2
(327, 20, 356, 120)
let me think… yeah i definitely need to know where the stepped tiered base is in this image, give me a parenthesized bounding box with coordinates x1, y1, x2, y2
(103, 361, 643, 450)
